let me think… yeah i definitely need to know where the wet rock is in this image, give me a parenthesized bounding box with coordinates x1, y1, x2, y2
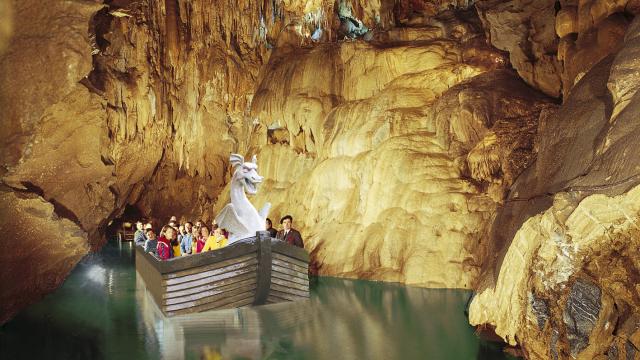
(625, 341, 636, 360)
(550, 329, 560, 360)
(530, 294, 550, 330)
(563, 279, 602, 357)
(608, 344, 619, 360)
(475, 0, 562, 97)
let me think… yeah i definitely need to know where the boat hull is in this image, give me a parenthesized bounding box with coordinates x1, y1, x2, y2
(135, 231, 310, 316)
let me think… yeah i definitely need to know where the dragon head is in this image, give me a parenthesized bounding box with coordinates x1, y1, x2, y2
(230, 154, 263, 195)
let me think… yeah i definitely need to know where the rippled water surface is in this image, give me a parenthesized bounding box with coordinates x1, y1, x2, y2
(1, 241, 515, 359)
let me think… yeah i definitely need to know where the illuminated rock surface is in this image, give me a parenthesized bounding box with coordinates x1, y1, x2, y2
(470, 16, 640, 360)
(0, 4, 638, 359)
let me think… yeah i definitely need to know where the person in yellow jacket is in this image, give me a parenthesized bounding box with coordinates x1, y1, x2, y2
(202, 226, 228, 252)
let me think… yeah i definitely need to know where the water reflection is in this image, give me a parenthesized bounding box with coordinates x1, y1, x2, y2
(1, 242, 513, 360)
(137, 276, 512, 360)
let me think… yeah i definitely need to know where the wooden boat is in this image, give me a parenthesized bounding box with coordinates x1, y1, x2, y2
(135, 231, 310, 316)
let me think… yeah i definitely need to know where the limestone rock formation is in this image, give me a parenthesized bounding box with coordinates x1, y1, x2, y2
(224, 16, 555, 287)
(1, 8, 638, 360)
(469, 16, 640, 360)
(476, 0, 638, 98)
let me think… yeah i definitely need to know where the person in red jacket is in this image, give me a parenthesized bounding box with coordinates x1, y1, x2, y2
(157, 226, 176, 260)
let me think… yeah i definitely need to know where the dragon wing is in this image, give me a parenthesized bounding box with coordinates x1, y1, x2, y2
(258, 202, 271, 221)
(215, 204, 250, 237)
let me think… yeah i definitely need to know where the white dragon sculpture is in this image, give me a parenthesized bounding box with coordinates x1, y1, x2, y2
(215, 154, 271, 243)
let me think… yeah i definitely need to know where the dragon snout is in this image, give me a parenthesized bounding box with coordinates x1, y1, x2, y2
(251, 175, 263, 183)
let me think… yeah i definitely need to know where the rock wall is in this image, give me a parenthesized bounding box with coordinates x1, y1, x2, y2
(476, 0, 639, 98)
(2, 7, 638, 358)
(469, 16, 640, 360)
(216, 10, 555, 287)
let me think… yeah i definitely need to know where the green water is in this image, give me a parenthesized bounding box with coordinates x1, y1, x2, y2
(1, 241, 515, 360)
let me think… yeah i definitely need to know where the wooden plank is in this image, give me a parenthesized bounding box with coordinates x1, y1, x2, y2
(164, 253, 256, 279)
(267, 296, 290, 304)
(162, 258, 258, 286)
(271, 277, 309, 292)
(272, 253, 309, 269)
(272, 264, 308, 280)
(164, 283, 256, 312)
(269, 289, 309, 301)
(164, 265, 256, 292)
(135, 247, 165, 308)
(253, 233, 272, 305)
(164, 278, 256, 306)
(166, 291, 255, 316)
(272, 258, 308, 274)
(271, 283, 310, 298)
(271, 271, 309, 286)
(271, 241, 310, 262)
(163, 272, 256, 299)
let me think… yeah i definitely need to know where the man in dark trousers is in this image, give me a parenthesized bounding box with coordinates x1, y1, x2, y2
(276, 215, 304, 248)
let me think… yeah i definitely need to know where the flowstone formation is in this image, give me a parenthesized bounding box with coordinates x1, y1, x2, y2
(469, 16, 640, 360)
(1, 7, 638, 360)
(211, 2, 557, 287)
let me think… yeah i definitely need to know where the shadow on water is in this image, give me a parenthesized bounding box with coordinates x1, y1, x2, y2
(1, 241, 517, 360)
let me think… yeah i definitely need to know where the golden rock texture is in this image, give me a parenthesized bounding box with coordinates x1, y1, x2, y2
(1, 9, 637, 360)
(0, 189, 88, 324)
(219, 20, 554, 287)
(0, 0, 11, 54)
(469, 16, 640, 360)
(470, 187, 640, 359)
(0, 0, 105, 324)
(477, 0, 638, 98)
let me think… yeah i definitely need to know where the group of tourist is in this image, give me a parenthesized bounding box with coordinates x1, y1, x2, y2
(133, 215, 304, 261)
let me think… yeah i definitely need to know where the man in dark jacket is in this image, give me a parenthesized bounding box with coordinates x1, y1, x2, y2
(276, 215, 304, 248)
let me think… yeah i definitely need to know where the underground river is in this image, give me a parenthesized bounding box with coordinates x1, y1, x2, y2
(1, 241, 516, 359)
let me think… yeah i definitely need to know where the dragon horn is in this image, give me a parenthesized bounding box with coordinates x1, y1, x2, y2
(251, 154, 257, 165)
(230, 154, 244, 169)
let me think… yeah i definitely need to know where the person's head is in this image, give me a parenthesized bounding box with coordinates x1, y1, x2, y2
(266, 218, 273, 229)
(165, 226, 177, 240)
(191, 226, 199, 235)
(136, 221, 144, 230)
(185, 222, 192, 232)
(280, 215, 293, 230)
(195, 219, 203, 228)
(212, 223, 219, 231)
(146, 229, 156, 240)
(170, 215, 177, 222)
(200, 225, 210, 238)
(213, 227, 223, 237)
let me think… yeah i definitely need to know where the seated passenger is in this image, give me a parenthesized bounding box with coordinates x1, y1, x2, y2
(265, 218, 277, 238)
(180, 222, 193, 255)
(134, 221, 146, 246)
(144, 228, 158, 254)
(157, 226, 176, 260)
(190, 225, 200, 254)
(194, 225, 209, 254)
(202, 225, 228, 252)
(171, 235, 181, 257)
(177, 224, 185, 243)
